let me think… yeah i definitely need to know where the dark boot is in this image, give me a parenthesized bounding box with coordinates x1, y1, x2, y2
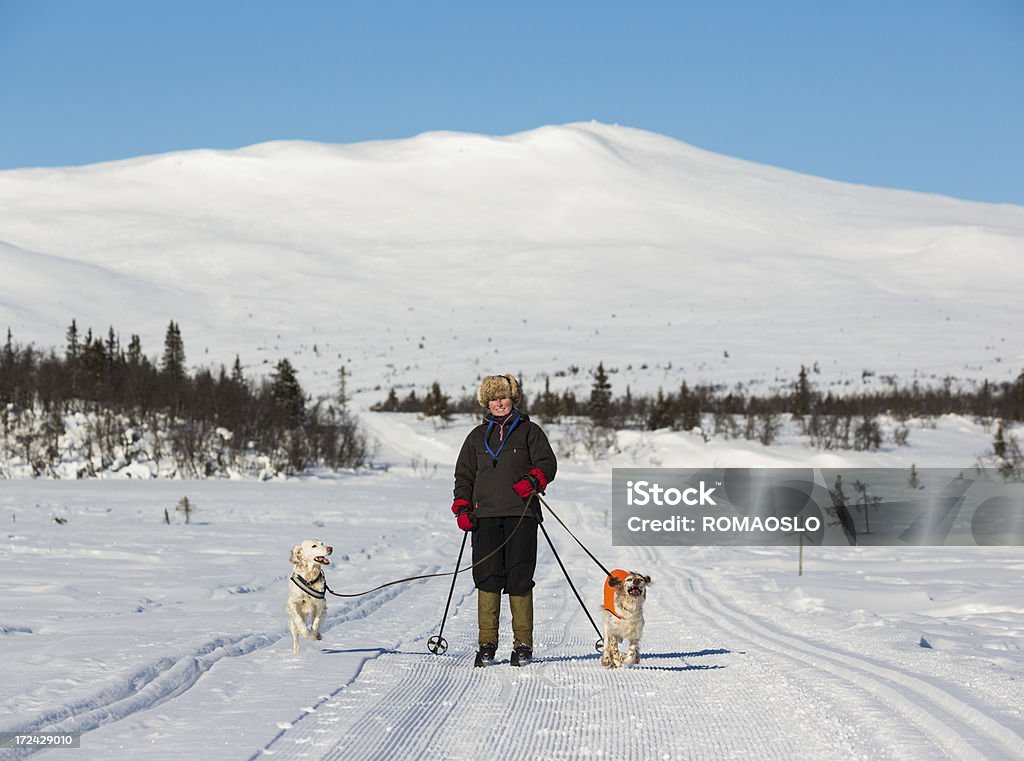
(474, 642, 497, 667)
(510, 643, 533, 667)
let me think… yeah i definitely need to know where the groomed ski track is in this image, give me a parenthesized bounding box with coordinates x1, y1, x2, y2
(4, 409, 1022, 761)
(5, 496, 1023, 761)
(250, 499, 1024, 761)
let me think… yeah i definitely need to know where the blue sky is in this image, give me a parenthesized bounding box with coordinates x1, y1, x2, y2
(1, 0, 1021, 204)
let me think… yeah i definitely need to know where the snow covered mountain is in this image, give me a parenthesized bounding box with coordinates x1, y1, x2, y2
(1, 122, 1022, 402)
(3, 124, 1024, 759)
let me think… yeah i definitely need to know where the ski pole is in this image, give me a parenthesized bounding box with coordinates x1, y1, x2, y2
(538, 520, 604, 653)
(427, 531, 469, 655)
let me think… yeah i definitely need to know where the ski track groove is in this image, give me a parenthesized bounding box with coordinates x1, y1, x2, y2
(0, 568, 436, 761)
(252, 530, 861, 761)
(681, 568, 1024, 761)
(24, 490, 1015, 761)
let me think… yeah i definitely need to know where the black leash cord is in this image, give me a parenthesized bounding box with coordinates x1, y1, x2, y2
(536, 494, 614, 577)
(322, 508, 530, 598)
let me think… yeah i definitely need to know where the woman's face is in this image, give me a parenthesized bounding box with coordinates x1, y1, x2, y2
(488, 397, 514, 417)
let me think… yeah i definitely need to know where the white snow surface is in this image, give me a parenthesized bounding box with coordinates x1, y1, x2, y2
(1, 122, 1023, 402)
(2, 414, 1023, 760)
(2, 122, 1024, 759)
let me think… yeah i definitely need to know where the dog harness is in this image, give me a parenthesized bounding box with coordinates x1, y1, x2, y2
(603, 569, 630, 619)
(290, 570, 326, 600)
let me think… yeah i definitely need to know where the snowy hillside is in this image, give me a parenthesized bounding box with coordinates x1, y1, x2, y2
(2, 415, 1023, 760)
(2, 122, 1023, 403)
(2, 123, 1023, 759)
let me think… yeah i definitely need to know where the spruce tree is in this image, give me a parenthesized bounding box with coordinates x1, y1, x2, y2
(794, 365, 812, 416)
(676, 380, 701, 431)
(336, 365, 349, 412)
(270, 358, 305, 428)
(65, 320, 81, 399)
(161, 321, 186, 382)
(160, 321, 186, 415)
(105, 327, 119, 368)
(648, 388, 674, 430)
(127, 335, 143, 366)
(65, 320, 80, 362)
(423, 381, 452, 421)
(535, 375, 563, 423)
(588, 362, 612, 427)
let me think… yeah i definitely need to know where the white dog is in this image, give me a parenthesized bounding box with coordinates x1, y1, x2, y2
(287, 539, 333, 654)
(600, 570, 652, 668)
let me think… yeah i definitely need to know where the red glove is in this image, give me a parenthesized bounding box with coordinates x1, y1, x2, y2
(451, 499, 477, 531)
(512, 469, 548, 498)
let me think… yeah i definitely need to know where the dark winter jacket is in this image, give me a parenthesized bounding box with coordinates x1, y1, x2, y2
(454, 410, 557, 519)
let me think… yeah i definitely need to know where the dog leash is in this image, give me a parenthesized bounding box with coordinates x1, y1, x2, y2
(536, 494, 614, 578)
(321, 508, 531, 599)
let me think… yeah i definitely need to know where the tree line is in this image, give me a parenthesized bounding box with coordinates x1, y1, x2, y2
(374, 362, 1024, 452)
(0, 322, 369, 477)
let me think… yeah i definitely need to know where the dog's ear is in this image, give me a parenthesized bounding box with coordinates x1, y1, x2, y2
(607, 574, 623, 588)
(643, 575, 652, 585)
(290, 544, 302, 565)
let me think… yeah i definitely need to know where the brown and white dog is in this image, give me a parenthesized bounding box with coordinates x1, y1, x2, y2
(287, 539, 333, 654)
(600, 569, 652, 668)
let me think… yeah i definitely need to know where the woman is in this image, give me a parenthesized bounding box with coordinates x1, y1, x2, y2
(451, 374, 557, 667)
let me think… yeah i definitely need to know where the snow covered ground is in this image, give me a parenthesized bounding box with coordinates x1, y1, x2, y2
(2, 413, 1022, 760)
(2, 122, 1023, 759)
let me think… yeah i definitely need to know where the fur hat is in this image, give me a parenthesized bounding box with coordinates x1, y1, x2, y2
(477, 374, 521, 407)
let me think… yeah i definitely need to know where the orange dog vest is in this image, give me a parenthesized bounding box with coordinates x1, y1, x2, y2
(603, 569, 630, 619)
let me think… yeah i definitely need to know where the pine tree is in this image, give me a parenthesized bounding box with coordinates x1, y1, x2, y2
(620, 385, 635, 424)
(1014, 371, 1024, 421)
(65, 320, 80, 362)
(160, 321, 186, 415)
(336, 365, 349, 412)
(648, 388, 674, 430)
(372, 388, 400, 412)
(535, 375, 563, 423)
(423, 381, 452, 421)
(161, 321, 186, 382)
(105, 326, 120, 368)
(993, 421, 1007, 461)
(126, 335, 143, 366)
(0, 329, 14, 407)
(65, 320, 81, 399)
(399, 390, 420, 413)
(270, 358, 305, 428)
(79, 332, 108, 393)
(588, 362, 612, 427)
(676, 380, 701, 431)
(794, 364, 813, 416)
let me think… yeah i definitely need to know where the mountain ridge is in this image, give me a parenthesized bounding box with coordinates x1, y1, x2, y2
(2, 122, 1021, 399)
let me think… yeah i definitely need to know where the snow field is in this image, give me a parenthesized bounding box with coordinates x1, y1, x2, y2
(2, 450, 1022, 760)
